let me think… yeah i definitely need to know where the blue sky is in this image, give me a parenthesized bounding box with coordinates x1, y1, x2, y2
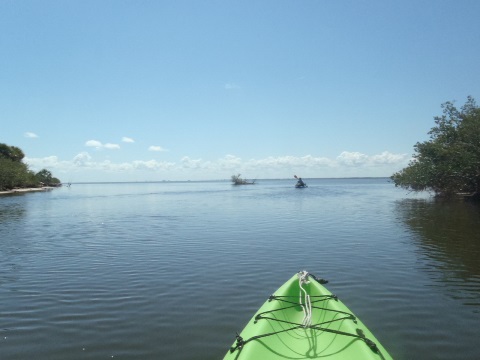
(1, 0, 479, 182)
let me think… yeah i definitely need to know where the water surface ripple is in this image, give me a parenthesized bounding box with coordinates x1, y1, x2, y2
(1, 179, 479, 359)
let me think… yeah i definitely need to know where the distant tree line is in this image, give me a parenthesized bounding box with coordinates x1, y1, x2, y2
(391, 97, 480, 199)
(0, 143, 61, 191)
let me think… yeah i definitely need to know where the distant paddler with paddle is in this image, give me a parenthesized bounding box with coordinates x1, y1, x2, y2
(294, 175, 307, 188)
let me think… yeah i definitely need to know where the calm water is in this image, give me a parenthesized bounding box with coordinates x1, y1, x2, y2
(1, 178, 479, 359)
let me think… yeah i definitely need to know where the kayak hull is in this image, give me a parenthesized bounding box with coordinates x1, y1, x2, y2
(224, 272, 393, 360)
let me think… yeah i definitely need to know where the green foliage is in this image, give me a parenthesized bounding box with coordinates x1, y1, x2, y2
(35, 169, 61, 186)
(0, 157, 37, 191)
(0, 143, 25, 162)
(0, 143, 61, 191)
(35, 169, 53, 184)
(391, 97, 480, 197)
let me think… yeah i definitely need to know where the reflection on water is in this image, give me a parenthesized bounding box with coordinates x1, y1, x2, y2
(0, 199, 27, 287)
(2, 181, 480, 359)
(395, 198, 480, 308)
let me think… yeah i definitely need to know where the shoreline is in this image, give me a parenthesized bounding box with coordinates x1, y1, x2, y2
(0, 187, 55, 196)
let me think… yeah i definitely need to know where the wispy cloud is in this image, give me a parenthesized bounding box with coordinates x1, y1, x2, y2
(132, 159, 175, 171)
(85, 140, 120, 150)
(336, 151, 368, 166)
(224, 83, 240, 90)
(24, 132, 38, 138)
(26, 153, 175, 173)
(148, 146, 168, 152)
(104, 143, 120, 150)
(122, 137, 135, 143)
(337, 151, 407, 166)
(181, 156, 207, 169)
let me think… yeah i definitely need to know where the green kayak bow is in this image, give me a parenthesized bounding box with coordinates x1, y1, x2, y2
(224, 271, 393, 360)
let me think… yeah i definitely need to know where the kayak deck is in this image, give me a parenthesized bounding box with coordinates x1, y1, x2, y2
(224, 272, 392, 359)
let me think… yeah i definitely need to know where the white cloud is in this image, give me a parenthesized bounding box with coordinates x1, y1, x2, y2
(247, 155, 334, 168)
(132, 159, 175, 171)
(85, 140, 120, 150)
(336, 151, 369, 166)
(218, 154, 242, 169)
(23, 150, 410, 181)
(122, 137, 135, 143)
(24, 155, 72, 175)
(337, 151, 408, 167)
(149, 145, 168, 152)
(181, 156, 206, 169)
(33, 155, 58, 166)
(85, 140, 103, 148)
(104, 143, 120, 150)
(370, 151, 408, 164)
(72, 152, 92, 166)
(24, 132, 38, 138)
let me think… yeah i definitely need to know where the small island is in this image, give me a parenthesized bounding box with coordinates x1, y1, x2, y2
(0, 143, 62, 195)
(231, 174, 256, 185)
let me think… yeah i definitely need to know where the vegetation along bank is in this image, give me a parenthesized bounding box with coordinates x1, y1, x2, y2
(391, 97, 480, 200)
(0, 143, 61, 193)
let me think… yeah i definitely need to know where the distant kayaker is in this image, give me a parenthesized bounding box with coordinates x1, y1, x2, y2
(294, 175, 305, 187)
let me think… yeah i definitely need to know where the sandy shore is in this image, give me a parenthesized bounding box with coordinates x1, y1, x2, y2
(0, 187, 55, 196)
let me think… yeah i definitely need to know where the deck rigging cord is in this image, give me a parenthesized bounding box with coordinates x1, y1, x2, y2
(229, 271, 385, 358)
(299, 270, 313, 327)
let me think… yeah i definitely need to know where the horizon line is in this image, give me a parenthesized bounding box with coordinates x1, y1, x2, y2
(66, 176, 391, 185)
